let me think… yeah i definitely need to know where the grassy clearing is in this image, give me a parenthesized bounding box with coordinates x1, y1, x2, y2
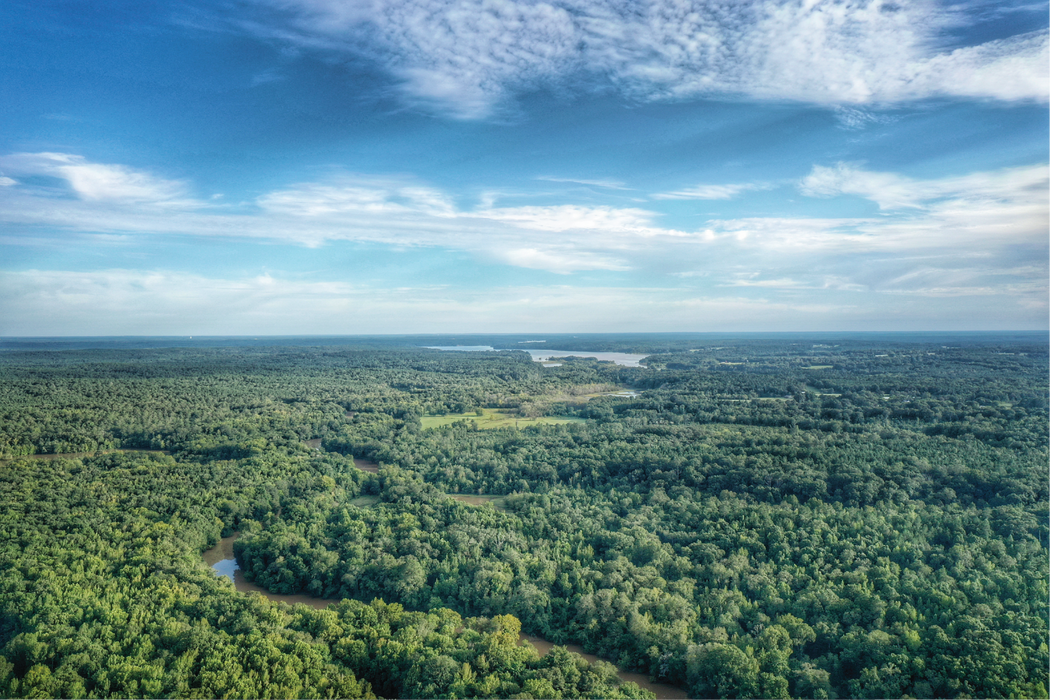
(449, 494, 508, 511)
(350, 495, 380, 507)
(421, 408, 586, 430)
(803, 365, 834, 370)
(573, 389, 639, 400)
(352, 458, 380, 473)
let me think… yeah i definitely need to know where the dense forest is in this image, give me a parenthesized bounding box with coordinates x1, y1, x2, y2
(0, 334, 1046, 698)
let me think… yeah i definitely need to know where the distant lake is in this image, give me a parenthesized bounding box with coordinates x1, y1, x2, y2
(423, 345, 650, 367)
(424, 345, 497, 352)
(525, 350, 649, 367)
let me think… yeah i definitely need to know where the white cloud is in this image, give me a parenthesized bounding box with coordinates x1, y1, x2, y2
(257, 181, 666, 237)
(800, 164, 925, 209)
(875, 263, 1050, 299)
(495, 247, 628, 272)
(472, 204, 673, 234)
(235, 0, 1049, 119)
(1, 152, 1044, 297)
(0, 152, 197, 206)
(653, 183, 768, 200)
(699, 216, 869, 248)
(707, 170, 1047, 255)
(834, 107, 898, 130)
(911, 30, 1050, 103)
(800, 162, 1050, 216)
(0, 153, 689, 272)
(725, 276, 809, 289)
(536, 176, 629, 189)
(258, 178, 457, 217)
(654, 161, 1048, 305)
(251, 68, 285, 86)
(0, 176, 15, 187)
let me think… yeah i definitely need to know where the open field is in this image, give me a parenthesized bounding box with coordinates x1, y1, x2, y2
(421, 408, 586, 430)
(449, 494, 508, 511)
(353, 458, 380, 473)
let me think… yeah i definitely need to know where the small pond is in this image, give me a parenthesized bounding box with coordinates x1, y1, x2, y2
(424, 345, 497, 352)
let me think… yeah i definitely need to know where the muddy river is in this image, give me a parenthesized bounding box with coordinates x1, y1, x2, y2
(202, 533, 332, 609)
(203, 535, 688, 698)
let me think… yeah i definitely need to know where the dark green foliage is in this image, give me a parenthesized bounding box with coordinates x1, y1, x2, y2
(0, 336, 1046, 698)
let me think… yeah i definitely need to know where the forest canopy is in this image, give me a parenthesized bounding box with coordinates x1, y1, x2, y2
(0, 333, 1046, 699)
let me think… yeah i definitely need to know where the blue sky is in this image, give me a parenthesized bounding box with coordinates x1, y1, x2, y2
(1, 0, 1047, 335)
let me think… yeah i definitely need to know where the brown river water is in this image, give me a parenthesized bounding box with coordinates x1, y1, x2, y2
(203, 535, 688, 698)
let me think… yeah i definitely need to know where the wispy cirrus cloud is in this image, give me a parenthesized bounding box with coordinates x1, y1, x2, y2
(495, 247, 628, 272)
(724, 275, 810, 289)
(0, 153, 675, 271)
(258, 177, 457, 217)
(1, 152, 1045, 301)
(833, 107, 899, 130)
(800, 162, 1049, 211)
(536, 176, 629, 189)
(472, 203, 677, 235)
(652, 182, 771, 200)
(879, 264, 1049, 298)
(0, 152, 199, 206)
(226, 0, 1049, 119)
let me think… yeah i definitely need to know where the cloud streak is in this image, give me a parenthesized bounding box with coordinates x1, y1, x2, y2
(0, 153, 1044, 300)
(536, 176, 629, 189)
(800, 162, 1050, 211)
(232, 0, 1049, 119)
(0, 152, 199, 206)
(653, 183, 771, 200)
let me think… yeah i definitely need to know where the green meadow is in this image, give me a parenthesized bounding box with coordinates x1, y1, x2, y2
(420, 407, 586, 430)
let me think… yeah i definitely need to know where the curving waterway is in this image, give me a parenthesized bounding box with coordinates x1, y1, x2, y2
(204, 535, 688, 698)
(202, 534, 332, 609)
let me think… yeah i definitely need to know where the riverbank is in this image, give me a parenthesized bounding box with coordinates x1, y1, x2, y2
(203, 535, 688, 698)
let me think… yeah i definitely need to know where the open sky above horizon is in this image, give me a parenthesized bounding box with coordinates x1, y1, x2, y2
(1, 0, 1048, 335)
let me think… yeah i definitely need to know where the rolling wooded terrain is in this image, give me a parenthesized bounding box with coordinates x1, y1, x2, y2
(0, 334, 1046, 698)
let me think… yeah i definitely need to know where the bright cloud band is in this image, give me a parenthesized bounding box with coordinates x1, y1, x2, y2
(237, 0, 1050, 118)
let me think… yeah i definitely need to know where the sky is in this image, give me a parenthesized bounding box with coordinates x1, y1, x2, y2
(1, 0, 1047, 335)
